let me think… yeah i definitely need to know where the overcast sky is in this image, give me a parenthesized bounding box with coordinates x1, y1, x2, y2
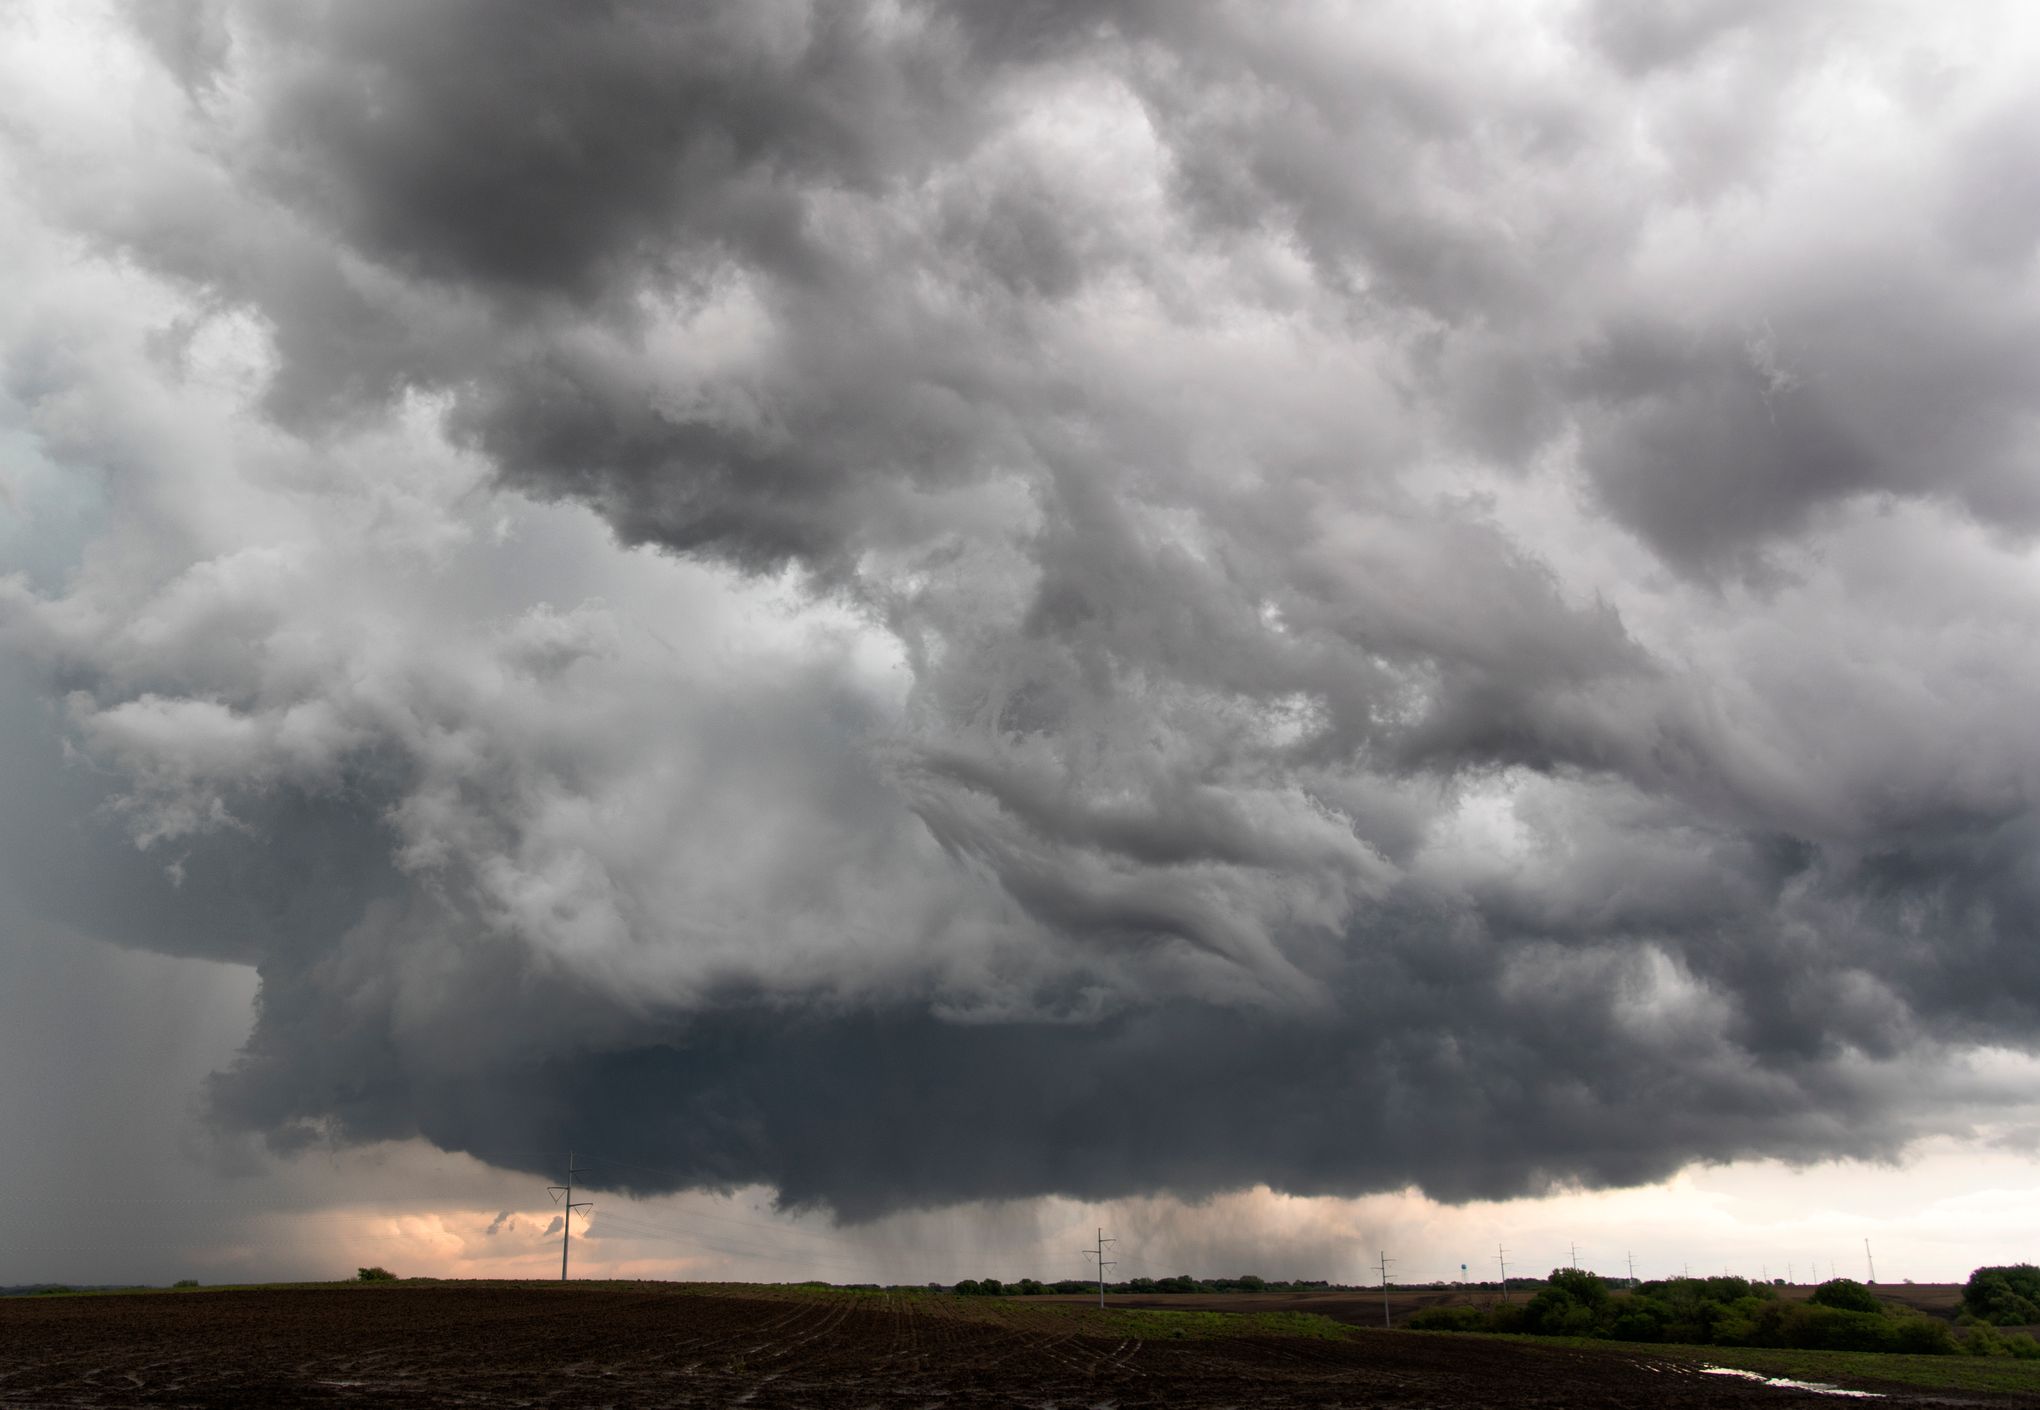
(5, 0, 2040, 1289)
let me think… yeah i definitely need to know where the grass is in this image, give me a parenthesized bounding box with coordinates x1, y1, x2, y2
(1656, 1341, 2040, 1397)
(1053, 1305, 1354, 1340)
(1449, 1332, 2040, 1397)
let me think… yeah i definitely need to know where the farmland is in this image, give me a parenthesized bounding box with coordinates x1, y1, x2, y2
(3, 1281, 2033, 1408)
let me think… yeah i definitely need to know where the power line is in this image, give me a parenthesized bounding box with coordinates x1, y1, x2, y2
(545, 1151, 592, 1282)
(1082, 1227, 1117, 1310)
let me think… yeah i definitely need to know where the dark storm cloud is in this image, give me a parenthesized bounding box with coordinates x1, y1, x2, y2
(7, 0, 2040, 1218)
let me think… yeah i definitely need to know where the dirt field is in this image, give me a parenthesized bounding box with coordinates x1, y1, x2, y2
(0, 1282, 2020, 1409)
(1040, 1282, 1975, 1327)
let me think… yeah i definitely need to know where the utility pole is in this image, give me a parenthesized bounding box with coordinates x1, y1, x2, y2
(1626, 1251, 1636, 1286)
(1865, 1239, 1876, 1285)
(547, 1151, 593, 1282)
(1788, 1262, 1794, 1286)
(1379, 1251, 1395, 1329)
(1497, 1244, 1510, 1302)
(1082, 1228, 1117, 1310)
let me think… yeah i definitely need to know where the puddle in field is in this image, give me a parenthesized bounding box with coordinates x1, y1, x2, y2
(1700, 1365, 1883, 1398)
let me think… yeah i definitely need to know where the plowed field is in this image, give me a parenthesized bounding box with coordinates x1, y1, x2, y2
(0, 1282, 2022, 1408)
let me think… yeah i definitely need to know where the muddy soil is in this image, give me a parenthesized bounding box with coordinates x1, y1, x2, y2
(0, 1283, 2017, 1409)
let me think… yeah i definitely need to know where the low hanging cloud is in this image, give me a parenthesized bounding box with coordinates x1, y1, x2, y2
(3, 0, 2040, 1221)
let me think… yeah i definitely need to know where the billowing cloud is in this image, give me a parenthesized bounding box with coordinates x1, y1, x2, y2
(4, 0, 2040, 1223)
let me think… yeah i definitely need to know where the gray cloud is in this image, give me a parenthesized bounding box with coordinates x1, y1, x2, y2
(4, 0, 2040, 1224)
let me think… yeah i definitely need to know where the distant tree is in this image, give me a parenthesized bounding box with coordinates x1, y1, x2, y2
(172, 1279, 200, 1289)
(953, 1279, 982, 1296)
(1546, 1268, 1610, 1307)
(1964, 1266, 2040, 1327)
(1811, 1278, 1881, 1314)
(356, 1267, 397, 1282)
(1524, 1269, 1607, 1336)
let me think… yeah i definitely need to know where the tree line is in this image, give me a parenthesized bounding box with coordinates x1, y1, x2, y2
(1409, 1265, 2040, 1358)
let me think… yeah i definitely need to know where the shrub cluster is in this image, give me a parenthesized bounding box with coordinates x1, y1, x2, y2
(1408, 1271, 1959, 1355)
(1963, 1265, 2040, 1327)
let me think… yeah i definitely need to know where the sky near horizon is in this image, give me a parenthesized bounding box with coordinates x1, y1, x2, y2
(6, 0, 2040, 1289)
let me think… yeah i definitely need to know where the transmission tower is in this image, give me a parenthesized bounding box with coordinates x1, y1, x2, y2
(1081, 1228, 1117, 1309)
(1378, 1251, 1395, 1328)
(1497, 1243, 1510, 1302)
(547, 1150, 593, 1282)
(1865, 1239, 1876, 1285)
(1626, 1251, 1636, 1286)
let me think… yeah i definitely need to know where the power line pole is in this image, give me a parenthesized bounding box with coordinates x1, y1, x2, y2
(1497, 1244, 1510, 1302)
(1569, 1242, 1578, 1270)
(547, 1150, 593, 1283)
(1865, 1239, 1876, 1285)
(1379, 1251, 1395, 1329)
(1626, 1251, 1636, 1286)
(1082, 1228, 1117, 1310)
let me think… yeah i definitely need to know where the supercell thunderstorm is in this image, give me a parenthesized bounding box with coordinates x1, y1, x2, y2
(3, 0, 2040, 1216)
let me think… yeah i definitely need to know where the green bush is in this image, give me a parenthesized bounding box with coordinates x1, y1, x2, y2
(1405, 1269, 1951, 1356)
(1964, 1266, 2040, 1327)
(1964, 1322, 2040, 1358)
(1546, 1267, 1611, 1307)
(1524, 1282, 1598, 1336)
(1811, 1278, 1882, 1313)
(1888, 1315, 1959, 1355)
(1607, 1298, 1670, 1342)
(1408, 1304, 1489, 1331)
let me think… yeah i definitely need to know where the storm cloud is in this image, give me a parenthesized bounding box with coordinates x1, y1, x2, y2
(4, 0, 2040, 1221)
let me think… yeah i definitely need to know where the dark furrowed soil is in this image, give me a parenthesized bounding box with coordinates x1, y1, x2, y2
(0, 1283, 2019, 1409)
